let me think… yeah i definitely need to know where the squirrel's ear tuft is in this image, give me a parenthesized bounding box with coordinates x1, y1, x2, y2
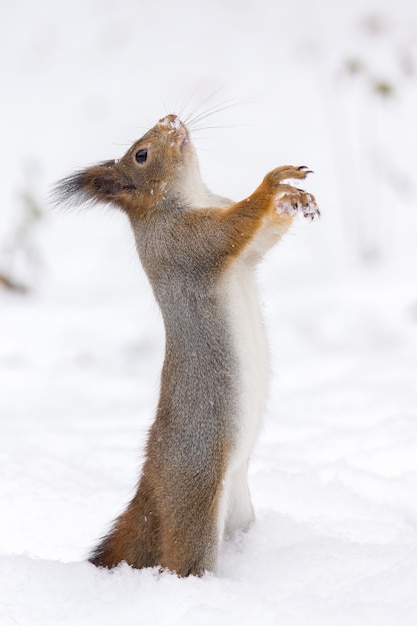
(93, 173, 124, 197)
(53, 161, 135, 208)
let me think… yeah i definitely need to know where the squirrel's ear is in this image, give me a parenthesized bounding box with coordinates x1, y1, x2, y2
(54, 161, 135, 207)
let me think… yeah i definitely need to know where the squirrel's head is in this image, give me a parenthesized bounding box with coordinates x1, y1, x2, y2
(56, 115, 203, 217)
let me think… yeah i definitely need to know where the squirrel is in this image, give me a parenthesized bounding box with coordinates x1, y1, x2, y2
(56, 113, 319, 577)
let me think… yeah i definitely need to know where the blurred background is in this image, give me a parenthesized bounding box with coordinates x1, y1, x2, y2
(1, 0, 416, 294)
(1, 0, 417, 574)
(1, 3, 417, 624)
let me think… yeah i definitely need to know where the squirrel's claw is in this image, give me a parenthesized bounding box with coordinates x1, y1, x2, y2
(267, 166, 314, 190)
(302, 200, 320, 221)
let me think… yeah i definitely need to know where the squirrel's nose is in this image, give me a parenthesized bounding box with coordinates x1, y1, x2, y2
(157, 114, 188, 145)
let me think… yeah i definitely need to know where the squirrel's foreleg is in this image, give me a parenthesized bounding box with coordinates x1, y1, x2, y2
(206, 165, 318, 262)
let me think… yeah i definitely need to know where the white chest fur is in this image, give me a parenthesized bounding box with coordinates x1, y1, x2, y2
(225, 259, 268, 463)
(218, 258, 269, 538)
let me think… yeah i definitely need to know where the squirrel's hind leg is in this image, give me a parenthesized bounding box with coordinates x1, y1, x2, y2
(222, 462, 255, 539)
(156, 472, 227, 577)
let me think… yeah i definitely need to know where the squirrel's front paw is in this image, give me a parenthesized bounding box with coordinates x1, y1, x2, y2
(265, 165, 320, 221)
(267, 165, 312, 187)
(301, 194, 320, 221)
(275, 191, 320, 221)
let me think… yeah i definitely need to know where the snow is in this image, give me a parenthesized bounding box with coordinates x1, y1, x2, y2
(1, 0, 417, 624)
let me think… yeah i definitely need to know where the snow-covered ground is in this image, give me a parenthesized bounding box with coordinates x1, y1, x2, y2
(1, 1, 417, 624)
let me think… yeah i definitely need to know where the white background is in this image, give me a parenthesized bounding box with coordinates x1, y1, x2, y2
(1, 0, 417, 624)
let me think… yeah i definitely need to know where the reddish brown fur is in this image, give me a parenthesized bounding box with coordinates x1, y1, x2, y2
(182, 165, 314, 266)
(88, 166, 315, 576)
(90, 434, 230, 576)
(57, 116, 318, 577)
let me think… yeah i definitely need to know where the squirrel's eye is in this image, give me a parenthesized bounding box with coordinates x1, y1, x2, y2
(135, 148, 148, 164)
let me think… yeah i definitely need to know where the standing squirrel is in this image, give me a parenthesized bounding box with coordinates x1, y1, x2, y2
(57, 114, 319, 577)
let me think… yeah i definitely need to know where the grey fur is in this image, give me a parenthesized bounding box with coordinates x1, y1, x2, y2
(131, 207, 239, 463)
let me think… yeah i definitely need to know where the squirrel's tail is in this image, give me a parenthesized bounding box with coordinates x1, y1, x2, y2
(89, 478, 161, 570)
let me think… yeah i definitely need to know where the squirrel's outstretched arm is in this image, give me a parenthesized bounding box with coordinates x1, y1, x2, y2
(185, 166, 319, 264)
